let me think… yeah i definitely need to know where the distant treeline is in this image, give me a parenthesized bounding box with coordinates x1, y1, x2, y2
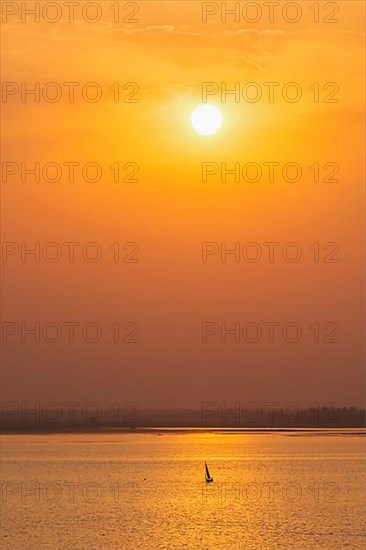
(1, 404, 365, 431)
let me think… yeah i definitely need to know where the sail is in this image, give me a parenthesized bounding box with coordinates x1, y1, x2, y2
(205, 462, 211, 480)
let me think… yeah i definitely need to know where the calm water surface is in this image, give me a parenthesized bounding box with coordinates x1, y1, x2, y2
(1, 430, 365, 549)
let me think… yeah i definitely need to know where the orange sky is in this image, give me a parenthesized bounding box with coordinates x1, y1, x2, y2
(1, 1, 365, 409)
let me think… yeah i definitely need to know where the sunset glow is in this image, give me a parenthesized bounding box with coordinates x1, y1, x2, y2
(191, 104, 223, 135)
(1, 1, 365, 548)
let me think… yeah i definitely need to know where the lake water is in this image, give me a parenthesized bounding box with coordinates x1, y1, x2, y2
(1, 430, 365, 549)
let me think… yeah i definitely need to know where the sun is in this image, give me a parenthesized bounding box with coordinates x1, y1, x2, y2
(190, 104, 223, 136)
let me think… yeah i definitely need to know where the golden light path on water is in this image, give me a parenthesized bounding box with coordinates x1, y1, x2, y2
(1, 430, 365, 550)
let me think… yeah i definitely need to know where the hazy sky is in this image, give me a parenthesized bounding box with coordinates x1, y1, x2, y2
(1, 1, 365, 409)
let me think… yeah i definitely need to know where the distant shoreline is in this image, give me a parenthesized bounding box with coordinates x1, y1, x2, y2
(1, 427, 365, 436)
(2, 407, 365, 433)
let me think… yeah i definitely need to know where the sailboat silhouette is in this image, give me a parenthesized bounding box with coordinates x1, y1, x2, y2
(205, 461, 214, 483)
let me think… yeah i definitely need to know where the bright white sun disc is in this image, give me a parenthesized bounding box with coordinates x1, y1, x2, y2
(191, 105, 223, 136)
